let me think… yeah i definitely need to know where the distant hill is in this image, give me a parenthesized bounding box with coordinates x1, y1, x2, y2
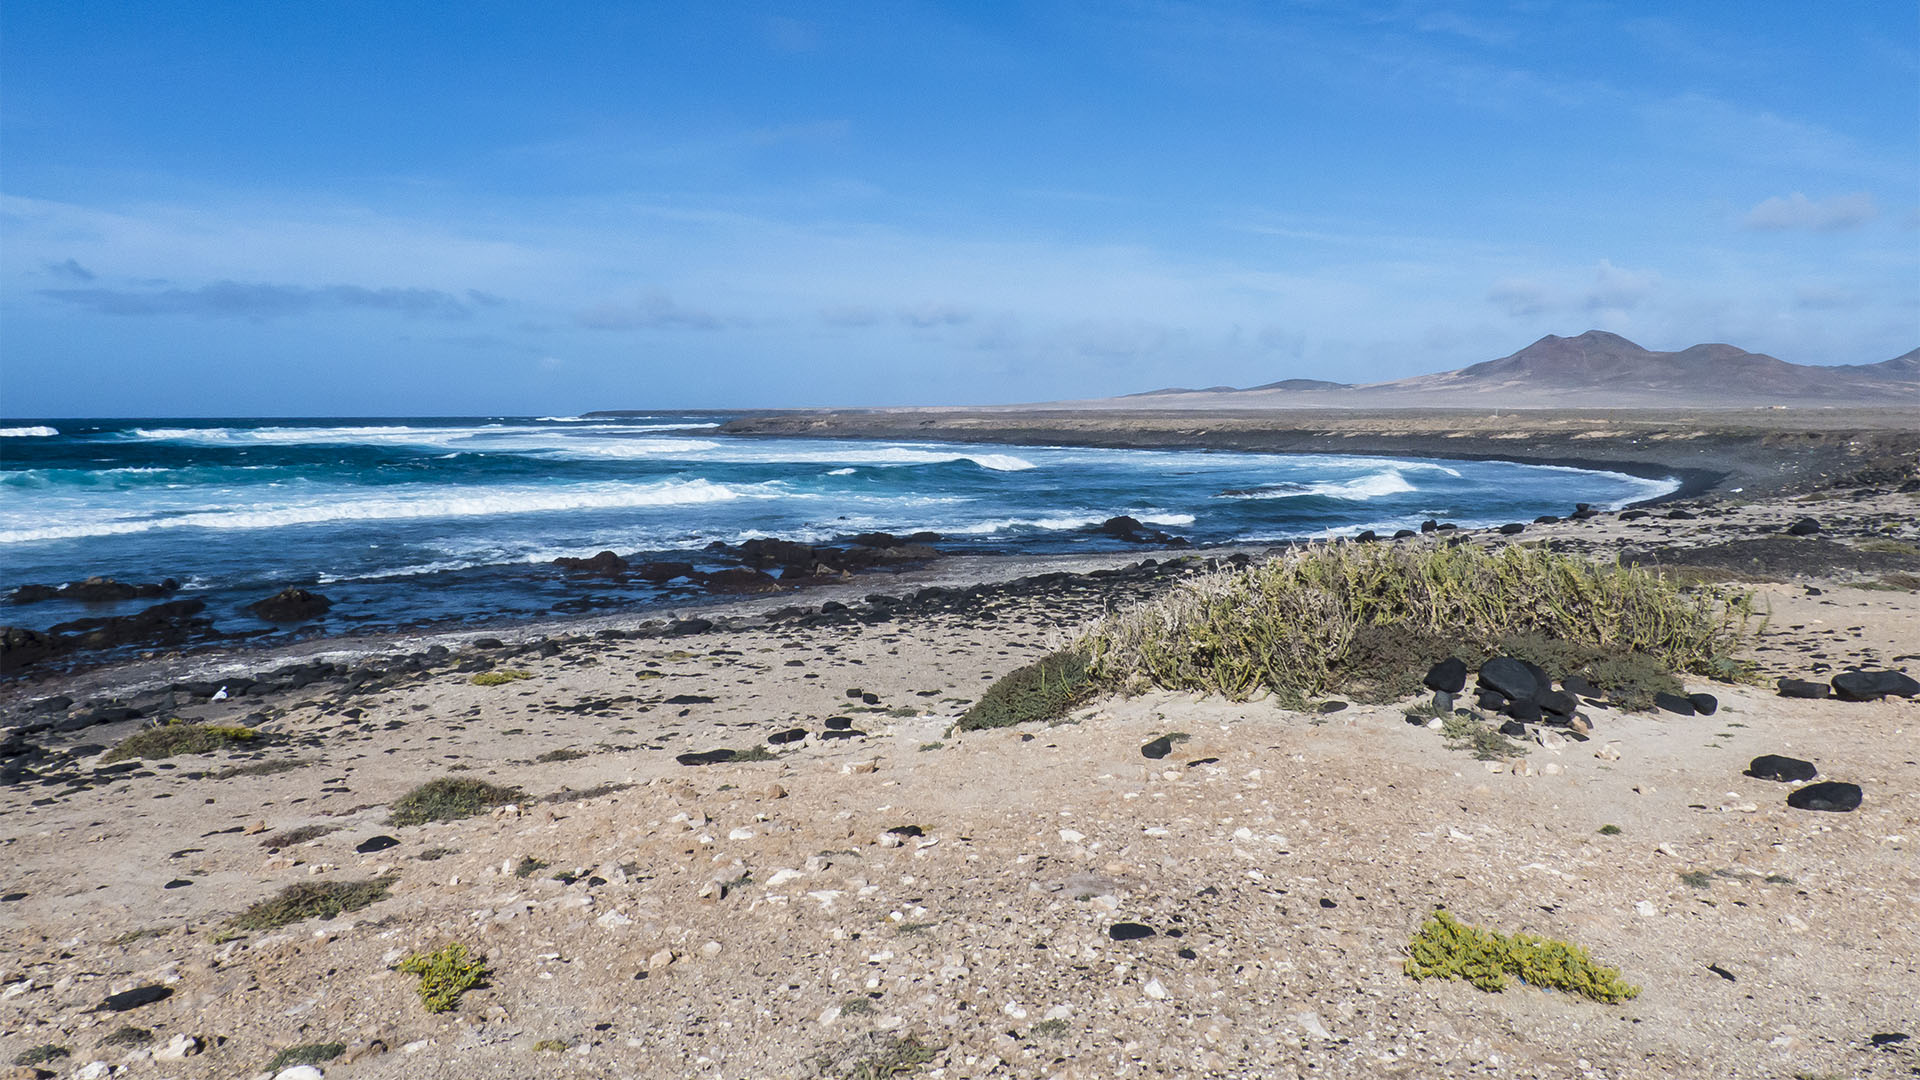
(1080, 331, 1920, 409)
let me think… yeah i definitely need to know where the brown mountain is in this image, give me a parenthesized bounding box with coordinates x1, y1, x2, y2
(1089, 331, 1919, 408)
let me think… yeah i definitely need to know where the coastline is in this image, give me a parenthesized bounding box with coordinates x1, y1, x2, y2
(711, 405, 1920, 502)
(2, 418, 1917, 1079)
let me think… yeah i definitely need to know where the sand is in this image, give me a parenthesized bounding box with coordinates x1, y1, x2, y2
(2, 416, 1917, 1080)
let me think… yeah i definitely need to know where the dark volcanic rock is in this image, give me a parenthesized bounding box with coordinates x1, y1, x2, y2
(767, 727, 808, 745)
(1140, 736, 1174, 760)
(1423, 658, 1468, 694)
(1687, 692, 1719, 716)
(1652, 691, 1696, 716)
(632, 560, 695, 582)
(1785, 781, 1862, 812)
(1746, 755, 1817, 783)
(99, 985, 172, 1012)
(355, 835, 401, 853)
(1507, 701, 1543, 723)
(1498, 523, 1526, 535)
(1785, 517, 1822, 536)
(49, 597, 214, 652)
(553, 550, 629, 575)
(1477, 658, 1539, 704)
(9, 576, 181, 605)
(1094, 516, 1186, 545)
(1108, 922, 1156, 941)
(247, 588, 331, 622)
(1, 626, 63, 672)
(1831, 669, 1920, 701)
(1777, 677, 1830, 699)
(701, 568, 784, 594)
(1539, 690, 1579, 719)
(675, 749, 736, 767)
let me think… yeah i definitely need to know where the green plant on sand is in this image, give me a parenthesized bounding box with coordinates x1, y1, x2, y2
(398, 942, 489, 1013)
(1404, 909, 1639, 1003)
(958, 649, 1094, 730)
(471, 669, 531, 686)
(1064, 543, 1754, 718)
(388, 776, 525, 826)
(103, 719, 261, 762)
(265, 1043, 346, 1071)
(1438, 712, 1530, 761)
(225, 878, 396, 932)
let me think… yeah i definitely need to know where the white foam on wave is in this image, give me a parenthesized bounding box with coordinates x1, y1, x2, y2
(0, 478, 790, 543)
(0, 426, 58, 437)
(1219, 469, 1418, 501)
(826, 467, 857, 476)
(699, 446, 1036, 471)
(543, 439, 724, 458)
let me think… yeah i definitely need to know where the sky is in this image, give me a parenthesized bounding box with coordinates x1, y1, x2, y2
(2, 1, 1915, 416)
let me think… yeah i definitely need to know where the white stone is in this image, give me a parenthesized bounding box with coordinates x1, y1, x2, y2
(275, 1067, 326, 1080)
(1142, 976, 1168, 1000)
(765, 868, 804, 888)
(698, 940, 723, 958)
(74, 1064, 112, 1080)
(595, 910, 632, 928)
(1294, 1011, 1334, 1040)
(1058, 829, 1085, 844)
(727, 827, 755, 841)
(1634, 900, 1658, 917)
(154, 1032, 202, 1060)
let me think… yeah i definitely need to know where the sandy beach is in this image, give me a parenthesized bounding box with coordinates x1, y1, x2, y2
(3, 413, 1917, 1080)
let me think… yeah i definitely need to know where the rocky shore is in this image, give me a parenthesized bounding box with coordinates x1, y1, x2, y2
(1, 420, 1917, 1080)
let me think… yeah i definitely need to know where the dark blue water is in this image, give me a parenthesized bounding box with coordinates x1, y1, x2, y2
(0, 416, 1674, 642)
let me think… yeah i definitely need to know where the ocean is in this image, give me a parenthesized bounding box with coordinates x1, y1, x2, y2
(0, 416, 1675, 647)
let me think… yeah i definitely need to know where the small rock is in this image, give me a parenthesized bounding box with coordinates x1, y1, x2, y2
(1776, 678, 1830, 699)
(1140, 736, 1173, 760)
(1594, 742, 1621, 761)
(355, 835, 399, 854)
(1567, 714, 1593, 735)
(1652, 691, 1696, 716)
(1786, 781, 1863, 812)
(1831, 669, 1920, 702)
(1785, 517, 1821, 536)
(1142, 976, 1168, 1000)
(273, 1066, 325, 1080)
(699, 940, 723, 958)
(763, 783, 788, 799)
(1424, 658, 1468, 694)
(98, 984, 171, 1012)
(1634, 900, 1658, 917)
(154, 1033, 202, 1060)
(1294, 1011, 1334, 1040)
(75, 1065, 112, 1080)
(1108, 922, 1156, 941)
(1746, 755, 1817, 783)
(1687, 692, 1719, 716)
(647, 948, 675, 971)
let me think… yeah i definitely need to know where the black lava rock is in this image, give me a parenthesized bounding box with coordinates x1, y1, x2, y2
(247, 587, 332, 622)
(1477, 658, 1539, 704)
(1785, 517, 1822, 536)
(1777, 678, 1830, 699)
(356, 835, 400, 853)
(1746, 755, 1817, 783)
(1108, 922, 1156, 941)
(1423, 658, 1468, 694)
(675, 749, 736, 767)
(1687, 693, 1719, 716)
(1539, 690, 1579, 718)
(1498, 523, 1526, 535)
(1498, 719, 1529, 737)
(823, 716, 854, 730)
(1831, 669, 1920, 701)
(1507, 701, 1543, 723)
(1785, 781, 1862, 812)
(1652, 692, 1697, 716)
(1140, 736, 1174, 760)
(1560, 675, 1598, 698)
(163, 878, 192, 889)
(99, 985, 172, 1011)
(767, 727, 808, 745)
(552, 550, 628, 575)
(1475, 689, 1511, 713)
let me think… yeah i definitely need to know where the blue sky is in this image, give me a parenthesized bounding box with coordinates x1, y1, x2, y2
(2, 1, 1914, 416)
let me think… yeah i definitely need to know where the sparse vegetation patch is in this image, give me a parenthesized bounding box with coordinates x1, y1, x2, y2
(389, 776, 524, 826)
(103, 719, 262, 762)
(1404, 909, 1639, 1003)
(226, 877, 395, 931)
(471, 669, 531, 686)
(958, 649, 1093, 730)
(265, 1043, 346, 1071)
(399, 942, 489, 1013)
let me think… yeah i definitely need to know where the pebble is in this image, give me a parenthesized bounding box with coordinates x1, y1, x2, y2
(1294, 1011, 1334, 1040)
(1634, 901, 1658, 917)
(1747, 755, 1817, 783)
(274, 1066, 325, 1080)
(1142, 976, 1168, 1000)
(1786, 781, 1863, 812)
(154, 1033, 202, 1060)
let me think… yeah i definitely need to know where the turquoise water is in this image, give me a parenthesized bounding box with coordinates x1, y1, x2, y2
(0, 416, 1674, 641)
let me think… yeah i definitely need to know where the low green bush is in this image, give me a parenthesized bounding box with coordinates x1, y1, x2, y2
(265, 1043, 346, 1071)
(1404, 909, 1639, 1003)
(389, 777, 525, 826)
(399, 942, 489, 1013)
(226, 878, 394, 931)
(957, 649, 1093, 730)
(471, 669, 531, 686)
(104, 720, 261, 762)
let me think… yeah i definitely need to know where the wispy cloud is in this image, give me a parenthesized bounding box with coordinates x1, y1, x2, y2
(575, 291, 730, 331)
(42, 258, 95, 281)
(1584, 260, 1658, 311)
(1743, 192, 1879, 231)
(40, 280, 480, 319)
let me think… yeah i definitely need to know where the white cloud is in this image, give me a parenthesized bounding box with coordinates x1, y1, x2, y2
(1743, 192, 1879, 231)
(1584, 260, 1658, 311)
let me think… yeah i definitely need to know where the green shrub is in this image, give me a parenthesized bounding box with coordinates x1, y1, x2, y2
(13, 1045, 69, 1067)
(1083, 543, 1754, 706)
(841, 1036, 937, 1079)
(958, 649, 1093, 730)
(471, 669, 531, 686)
(389, 777, 524, 826)
(104, 720, 261, 762)
(1404, 909, 1639, 1003)
(226, 878, 395, 931)
(399, 942, 489, 1013)
(265, 1043, 346, 1071)
(1438, 713, 1529, 761)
